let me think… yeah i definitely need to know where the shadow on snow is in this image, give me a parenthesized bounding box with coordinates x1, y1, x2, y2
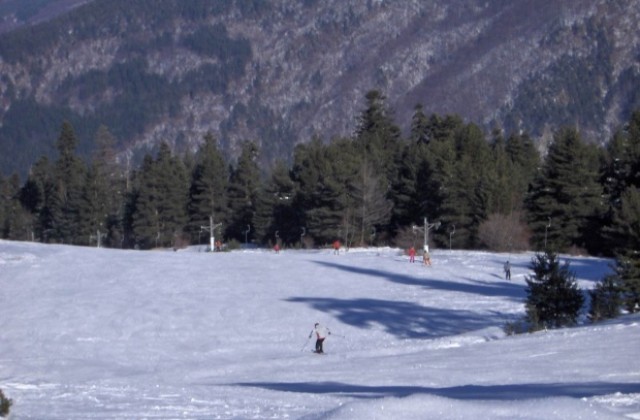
(312, 260, 526, 300)
(235, 380, 640, 401)
(287, 296, 512, 339)
(283, 260, 529, 339)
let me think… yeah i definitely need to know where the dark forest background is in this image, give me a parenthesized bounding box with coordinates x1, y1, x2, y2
(2, 90, 640, 258)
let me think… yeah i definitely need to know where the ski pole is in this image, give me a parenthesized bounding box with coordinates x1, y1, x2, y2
(300, 336, 311, 352)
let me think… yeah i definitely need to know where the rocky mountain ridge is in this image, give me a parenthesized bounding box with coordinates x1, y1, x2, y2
(0, 0, 639, 177)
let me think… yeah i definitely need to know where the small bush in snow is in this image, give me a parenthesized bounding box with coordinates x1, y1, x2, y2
(0, 389, 12, 417)
(588, 275, 622, 322)
(503, 318, 529, 335)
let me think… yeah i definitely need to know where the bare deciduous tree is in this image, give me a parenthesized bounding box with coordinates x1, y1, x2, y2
(478, 211, 530, 252)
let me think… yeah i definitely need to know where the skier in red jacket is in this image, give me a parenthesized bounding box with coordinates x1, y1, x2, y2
(408, 246, 416, 262)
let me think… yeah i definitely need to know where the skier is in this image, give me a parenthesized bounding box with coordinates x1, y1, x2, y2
(274, 243, 280, 253)
(408, 246, 416, 263)
(309, 322, 331, 353)
(504, 260, 511, 280)
(423, 250, 431, 266)
(332, 240, 341, 255)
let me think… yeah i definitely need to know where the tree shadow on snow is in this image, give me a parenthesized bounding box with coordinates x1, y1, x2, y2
(286, 296, 510, 339)
(285, 260, 529, 339)
(312, 260, 525, 301)
(236, 380, 640, 401)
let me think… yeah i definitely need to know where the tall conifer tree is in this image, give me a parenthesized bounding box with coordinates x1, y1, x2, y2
(1, 174, 32, 240)
(253, 160, 297, 246)
(130, 143, 188, 248)
(391, 105, 431, 232)
(352, 90, 401, 238)
(53, 121, 87, 244)
(155, 142, 189, 247)
(76, 126, 122, 246)
(188, 133, 229, 246)
(226, 141, 261, 243)
(131, 154, 161, 248)
(526, 127, 603, 252)
(291, 138, 346, 245)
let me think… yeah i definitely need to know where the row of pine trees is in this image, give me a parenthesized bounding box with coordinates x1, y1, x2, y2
(0, 91, 639, 255)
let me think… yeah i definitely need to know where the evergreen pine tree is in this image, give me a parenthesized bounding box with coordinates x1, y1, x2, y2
(601, 111, 640, 255)
(428, 121, 492, 248)
(187, 133, 229, 247)
(253, 160, 298, 246)
(478, 131, 538, 251)
(131, 154, 161, 249)
(391, 105, 432, 233)
(328, 138, 361, 247)
(77, 164, 109, 246)
(154, 142, 189, 248)
(526, 127, 603, 252)
(28, 156, 61, 243)
(487, 131, 513, 215)
(92, 125, 126, 247)
(53, 121, 87, 244)
(354, 90, 402, 180)
(130, 143, 189, 249)
(291, 138, 349, 246)
(525, 251, 585, 330)
(588, 274, 621, 322)
(409, 104, 430, 145)
(418, 114, 464, 248)
(611, 250, 640, 313)
(3, 173, 33, 241)
(606, 186, 640, 313)
(226, 141, 261, 244)
(505, 132, 540, 203)
(353, 90, 402, 238)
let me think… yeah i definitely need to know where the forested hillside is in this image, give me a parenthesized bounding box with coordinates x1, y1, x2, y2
(0, 0, 639, 177)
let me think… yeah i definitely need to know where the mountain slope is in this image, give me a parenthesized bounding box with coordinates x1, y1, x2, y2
(0, 240, 638, 418)
(0, 0, 639, 176)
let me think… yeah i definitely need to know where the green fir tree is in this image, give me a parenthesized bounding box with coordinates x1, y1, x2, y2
(187, 133, 229, 246)
(525, 251, 585, 330)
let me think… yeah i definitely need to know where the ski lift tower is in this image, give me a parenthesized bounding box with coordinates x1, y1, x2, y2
(90, 229, 106, 248)
(412, 217, 441, 253)
(201, 216, 222, 252)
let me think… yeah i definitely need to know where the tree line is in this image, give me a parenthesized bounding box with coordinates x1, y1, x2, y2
(1, 90, 640, 256)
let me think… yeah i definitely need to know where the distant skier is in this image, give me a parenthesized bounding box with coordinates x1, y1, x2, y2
(423, 251, 431, 266)
(309, 322, 331, 353)
(333, 240, 341, 255)
(274, 243, 280, 253)
(504, 260, 511, 280)
(408, 246, 416, 263)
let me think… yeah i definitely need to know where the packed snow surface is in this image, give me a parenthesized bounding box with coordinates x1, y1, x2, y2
(0, 240, 639, 419)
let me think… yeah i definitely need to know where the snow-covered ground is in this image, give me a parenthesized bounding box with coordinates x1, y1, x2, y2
(0, 239, 638, 419)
